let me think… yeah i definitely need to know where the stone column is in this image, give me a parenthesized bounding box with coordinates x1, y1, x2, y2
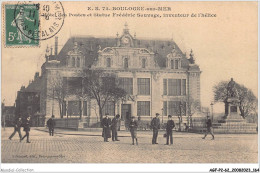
(80, 100, 84, 120)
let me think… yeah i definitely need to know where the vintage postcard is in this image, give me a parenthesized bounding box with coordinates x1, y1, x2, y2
(1, 1, 259, 172)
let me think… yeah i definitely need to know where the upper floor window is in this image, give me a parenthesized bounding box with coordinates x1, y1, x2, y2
(28, 95, 33, 102)
(169, 59, 181, 69)
(163, 79, 186, 96)
(76, 57, 80, 67)
(163, 79, 167, 95)
(124, 58, 129, 68)
(71, 57, 75, 67)
(118, 78, 133, 94)
(106, 58, 111, 67)
(175, 59, 179, 69)
(170, 60, 174, 69)
(142, 59, 146, 68)
(137, 78, 150, 95)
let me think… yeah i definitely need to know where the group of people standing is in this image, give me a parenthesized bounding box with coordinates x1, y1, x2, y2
(101, 113, 177, 145)
(9, 116, 31, 143)
(101, 114, 120, 142)
(9, 113, 214, 144)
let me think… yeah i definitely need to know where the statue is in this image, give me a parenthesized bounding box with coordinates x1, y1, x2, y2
(227, 78, 237, 98)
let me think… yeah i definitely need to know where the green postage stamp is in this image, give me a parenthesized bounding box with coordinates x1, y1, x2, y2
(4, 4, 40, 46)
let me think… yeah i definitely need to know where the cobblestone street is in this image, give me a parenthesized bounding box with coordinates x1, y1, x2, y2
(1, 127, 258, 163)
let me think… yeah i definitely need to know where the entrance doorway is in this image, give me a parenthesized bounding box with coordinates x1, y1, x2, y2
(121, 104, 131, 128)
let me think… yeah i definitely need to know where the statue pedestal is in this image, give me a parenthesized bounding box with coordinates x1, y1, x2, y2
(224, 97, 245, 122)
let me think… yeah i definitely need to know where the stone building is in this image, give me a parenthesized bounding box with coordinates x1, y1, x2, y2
(1, 104, 15, 127)
(33, 24, 201, 128)
(15, 73, 46, 126)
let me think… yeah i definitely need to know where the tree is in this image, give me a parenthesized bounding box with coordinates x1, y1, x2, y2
(213, 80, 257, 118)
(82, 69, 127, 121)
(187, 97, 201, 116)
(236, 85, 257, 119)
(48, 73, 67, 118)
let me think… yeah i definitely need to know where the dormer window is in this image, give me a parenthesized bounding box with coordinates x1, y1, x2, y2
(142, 59, 146, 68)
(106, 58, 111, 67)
(175, 59, 179, 69)
(168, 59, 181, 69)
(170, 60, 174, 69)
(76, 57, 80, 67)
(124, 58, 128, 68)
(71, 57, 75, 67)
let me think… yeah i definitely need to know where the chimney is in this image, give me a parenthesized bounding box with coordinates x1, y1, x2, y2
(34, 72, 39, 80)
(55, 36, 58, 56)
(50, 46, 53, 55)
(21, 86, 25, 91)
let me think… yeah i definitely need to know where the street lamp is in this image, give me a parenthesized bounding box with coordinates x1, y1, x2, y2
(178, 102, 183, 131)
(210, 102, 214, 122)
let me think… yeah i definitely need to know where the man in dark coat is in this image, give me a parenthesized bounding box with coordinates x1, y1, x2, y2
(9, 117, 22, 141)
(151, 113, 160, 144)
(165, 115, 175, 145)
(202, 116, 215, 140)
(47, 115, 56, 136)
(101, 113, 112, 142)
(21, 116, 31, 143)
(111, 114, 120, 141)
(129, 116, 138, 145)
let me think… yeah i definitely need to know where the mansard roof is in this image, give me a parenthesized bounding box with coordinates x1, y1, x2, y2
(57, 36, 192, 69)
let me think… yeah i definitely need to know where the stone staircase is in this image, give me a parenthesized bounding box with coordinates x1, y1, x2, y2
(190, 115, 257, 134)
(212, 116, 257, 134)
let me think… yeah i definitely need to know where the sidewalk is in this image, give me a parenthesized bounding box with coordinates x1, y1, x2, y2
(34, 127, 257, 138)
(34, 127, 202, 138)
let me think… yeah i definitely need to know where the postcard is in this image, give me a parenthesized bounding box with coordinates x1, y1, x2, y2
(1, 1, 259, 172)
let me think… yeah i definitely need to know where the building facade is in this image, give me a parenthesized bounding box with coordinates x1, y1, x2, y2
(1, 104, 15, 127)
(34, 24, 201, 127)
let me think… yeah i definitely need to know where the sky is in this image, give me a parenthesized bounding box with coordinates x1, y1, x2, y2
(1, 1, 258, 113)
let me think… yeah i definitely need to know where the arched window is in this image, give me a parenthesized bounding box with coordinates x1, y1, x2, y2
(76, 57, 80, 67)
(170, 60, 174, 69)
(106, 58, 111, 67)
(142, 59, 146, 68)
(71, 57, 75, 67)
(124, 58, 128, 68)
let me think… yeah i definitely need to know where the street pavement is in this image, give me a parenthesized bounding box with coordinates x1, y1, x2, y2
(1, 127, 258, 163)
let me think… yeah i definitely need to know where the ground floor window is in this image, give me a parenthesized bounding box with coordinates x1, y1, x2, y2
(102, 101, 115, 116)
(67, 101, 81, 116)
(168, 101, 186, 116)
(163, 101, 167, 116)
(137, 101, 150, 116)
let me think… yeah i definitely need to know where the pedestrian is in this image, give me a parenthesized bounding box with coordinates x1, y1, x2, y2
(151, 113, 160, 144)
(165, 115, 175, 145)
(111, 114, 120, 141)
(129, 116, 138, 145)
(9, 117, 23, 141)
(101, 113, 111, 142)
(47, 115, 56, 136)
(202, 115, 215, 140)
(21, 116, 31, 143)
